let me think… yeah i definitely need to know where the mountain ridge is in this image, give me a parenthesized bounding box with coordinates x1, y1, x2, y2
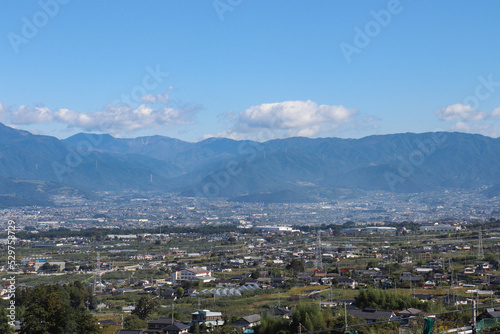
(1, 123, 500, 204)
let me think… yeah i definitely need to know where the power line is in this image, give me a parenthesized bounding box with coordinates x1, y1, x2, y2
(477, 229, 484, 259)
(94, 251, 102, 295)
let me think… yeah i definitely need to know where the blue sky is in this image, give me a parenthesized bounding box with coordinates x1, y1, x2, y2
(1, 0, 500, 142)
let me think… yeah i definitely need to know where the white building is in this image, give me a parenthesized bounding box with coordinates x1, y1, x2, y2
(365, 227, 397, 233)
(172, 267, 213, 283)
(420, 224, 461, 231)
(253, 226, 295, 233)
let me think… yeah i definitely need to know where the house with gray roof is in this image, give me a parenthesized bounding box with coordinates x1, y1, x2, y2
(231, 314, 261, 330)
(348, 308, 396, 323)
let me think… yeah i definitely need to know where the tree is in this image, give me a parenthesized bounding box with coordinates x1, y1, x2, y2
(366, 259, 378, 269)
(75, 308, 102, 334)
(303, 313, 314, 333)
(192, 321, 200, 334)
(124, 314, 146, 330)
(250, 270, 260, 279)
(132, 295, 160, 320)
(40, 262, 59, 273)
(355, 288, 429, 312)
(0, 308, 15, 334)
(326, 311, 364, 334)
(79, 263, 94, 271)
(21, 289, 72, 334)
(176, 287, 185, 299)
(65, 262, 77, 272)
(343, 221, 356, 227)
(200, 322, 208, 334)
(20, 284, 101, 334)
(46, 292, 71, 333)
(257, 315, 290, 334)
(286, 259, 305, 274)
(291, 305, 325, 332)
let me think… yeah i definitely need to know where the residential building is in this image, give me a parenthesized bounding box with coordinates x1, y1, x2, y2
(162, 322, 190, 334)
(144, 318, 176, 334)
(348, 308, 396, 323)
(231, 314, 261, 330)
(172, 267, 212, 283)
(262, 307, 292, 319)
(191, 310, 224, 328)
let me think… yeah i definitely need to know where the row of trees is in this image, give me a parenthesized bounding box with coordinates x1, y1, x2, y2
(355, 288, 432, 312)
(258, 305, 352, 334)
(10, 223, 241, 241)
(257, 304, 400, 334)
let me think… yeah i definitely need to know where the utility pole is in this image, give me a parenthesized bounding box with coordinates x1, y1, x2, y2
(472, 299, 477, 334)
(94, 252, 101, 295)
(477, 229, 484, 260)
(316, 230, 323, 270)
(344, 302, 348, 332)
(172, 301, 174, 324)
(298, 322, 309, 334)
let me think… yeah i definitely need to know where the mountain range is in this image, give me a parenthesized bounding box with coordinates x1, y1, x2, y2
(1, 122, 500, 205)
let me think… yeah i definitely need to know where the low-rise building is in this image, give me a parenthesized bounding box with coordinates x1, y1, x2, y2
(348, 308, 396, 323)
(191, 309, 224, 328)
(231, 314, 261, 330)
(172, 267, 213, 283)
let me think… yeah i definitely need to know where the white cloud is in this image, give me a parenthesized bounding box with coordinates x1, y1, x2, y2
(437, 103, 500, 138)
(54, 103, 196, 134)
(1, 88, 197, 135)
(492, 107, 500, 119)
(450, 121, 471, 132)
(11, 105, 53, 124)
(141, 87, 173, 104)
(218, 100, 359, 140)
(55, 108, 96, 128)
(435, 103, 488, 121)
(450, 122, 500, 138)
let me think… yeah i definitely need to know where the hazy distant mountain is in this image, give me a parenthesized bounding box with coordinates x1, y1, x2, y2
(0, 177, 96, 207)
(64, 134, 260, 174)
(180, 132, 500, 198)
(64, 133, 192, 161)
(2, 123, 500, 204)
(0, 124, 178, 194)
